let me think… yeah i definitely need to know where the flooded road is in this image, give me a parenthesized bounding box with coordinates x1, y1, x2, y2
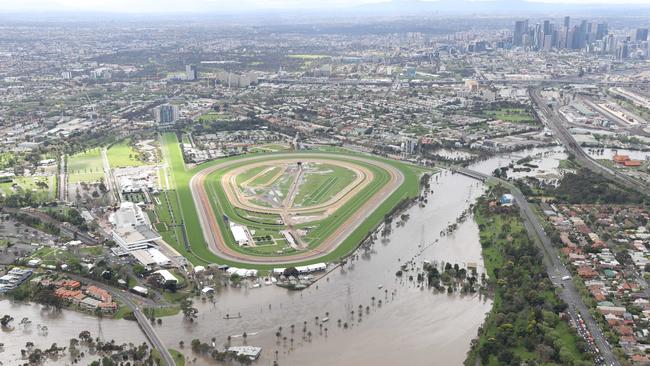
(1, 157, 506, 366)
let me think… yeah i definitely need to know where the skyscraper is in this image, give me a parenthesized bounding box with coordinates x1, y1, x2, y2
(563, 16, 570, 29)
(153, 104, 179, 126)
(185, 64, 197, 81)
(514, 20, 529, 47)
(543, 20, 551, 36)
(595, 23, 608, 41)
(635, 28, 649, 42)
(617, 41, 629, 60)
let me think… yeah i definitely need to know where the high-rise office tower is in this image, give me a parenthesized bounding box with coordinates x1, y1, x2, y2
(577, 20, 588, 49)
(563, 16, 570, 29)
(617, 41, 629, 60)
(514, 20, 528, 46)
(534, 23, 544, 49)
(635, 28, 649, 42)
(595, 23, 608, 41)
(185, 65, 197, 81)
(153, 104, 179, 125)
(606, 34, 616, 54)
(543, 34, 553, 51)
(543, 20, 551, 36)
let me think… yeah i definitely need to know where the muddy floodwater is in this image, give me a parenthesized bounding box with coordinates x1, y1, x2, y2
(1, 151, 533, 366)
(152, 170, 491, 366)
(0, 300, 146, 365)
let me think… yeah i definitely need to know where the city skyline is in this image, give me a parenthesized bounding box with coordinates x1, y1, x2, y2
(0, 3, 649, 366)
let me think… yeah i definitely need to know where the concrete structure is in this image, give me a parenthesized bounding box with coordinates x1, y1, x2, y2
(112, 225, 161, 251)
(131, 248, 171, 267)
(110, 201, 160, 251)
(110, 202, 150, 228)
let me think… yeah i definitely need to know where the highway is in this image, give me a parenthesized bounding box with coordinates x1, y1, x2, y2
(453, 167, 620, 366)
(530, 87, 649, 195)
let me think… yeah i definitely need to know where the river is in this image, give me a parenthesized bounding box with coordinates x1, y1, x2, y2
(1, 154, 510, 366)
(0, 300, 146, 365)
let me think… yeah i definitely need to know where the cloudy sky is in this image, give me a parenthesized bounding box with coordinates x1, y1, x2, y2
(0, 0, 648, 13)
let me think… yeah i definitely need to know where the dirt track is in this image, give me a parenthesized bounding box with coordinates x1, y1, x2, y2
(189, 153, 405, 265)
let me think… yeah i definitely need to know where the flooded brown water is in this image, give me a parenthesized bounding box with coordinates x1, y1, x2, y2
(152, 170, 492, 366)
(2, 153, 529, 366)
(0, 301, 146, 365)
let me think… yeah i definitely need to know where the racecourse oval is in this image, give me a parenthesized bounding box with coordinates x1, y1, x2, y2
(189, 152, 406, 265)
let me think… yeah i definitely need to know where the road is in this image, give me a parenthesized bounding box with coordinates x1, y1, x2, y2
(101, 147, 121, 204)
(58, 154, 67, 202)
(453, 167, 620, 366)
(530, 87, 650, 195)
(65, 273, 176, 366)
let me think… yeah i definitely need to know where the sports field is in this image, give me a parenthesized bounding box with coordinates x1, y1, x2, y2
(156, 133, 426, 269)
(67, 148, 105, 183)
(107, 141, 146, 168)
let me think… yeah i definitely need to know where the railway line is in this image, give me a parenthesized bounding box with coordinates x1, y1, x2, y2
(530, 87, 650, 195)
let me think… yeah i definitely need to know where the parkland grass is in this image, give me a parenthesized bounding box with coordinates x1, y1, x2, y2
(67, 148, 104, 183)
(107, 140, 146, 168)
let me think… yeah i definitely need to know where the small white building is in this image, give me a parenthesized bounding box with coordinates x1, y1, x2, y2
(229, 222, 253, 246)
(193, 265, 206, 273)
(295, 263, 327, 274)
(154, 269, 178, 285)
(131, 285, 149, 296)
(228, 346, 261, 360)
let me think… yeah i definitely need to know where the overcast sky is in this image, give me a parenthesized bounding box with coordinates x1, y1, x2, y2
(1, 0, 649, 13)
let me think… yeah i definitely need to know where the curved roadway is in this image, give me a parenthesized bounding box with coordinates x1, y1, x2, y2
(189, 153, 405, 264)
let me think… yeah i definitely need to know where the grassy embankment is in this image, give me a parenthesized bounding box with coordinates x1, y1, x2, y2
(466, 190, 591, 366)
(152, 348, 185, 366)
